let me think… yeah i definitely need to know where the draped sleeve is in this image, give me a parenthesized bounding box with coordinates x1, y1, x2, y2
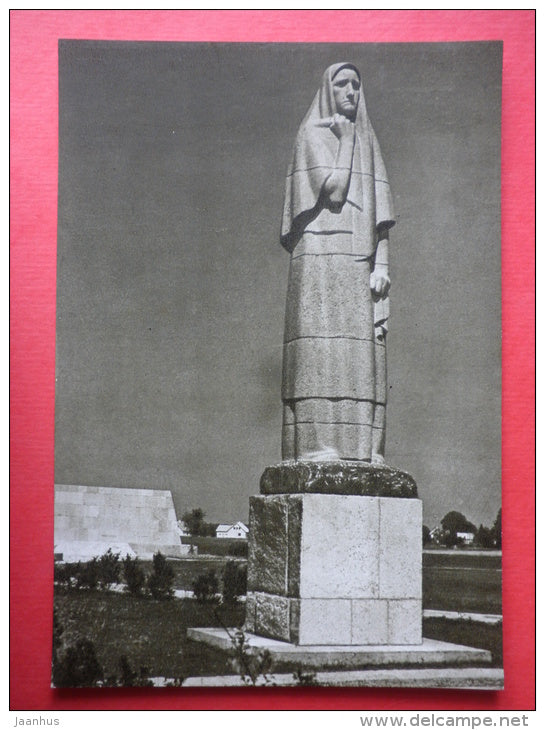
(370, 125, 395, 231)
(280, 126, 337, 252)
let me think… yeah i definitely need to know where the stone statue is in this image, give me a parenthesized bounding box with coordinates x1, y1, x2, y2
(280, 62, 395, 464)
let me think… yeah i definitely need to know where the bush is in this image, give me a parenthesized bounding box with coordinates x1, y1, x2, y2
(52, 638, 103, 687)
(147, 552, 174, 600)
(222, 561, 247, 604)
(75, 558, 100, 590)
(229, 629, 273, 686)
(192, 569, 219, 603)
(54, 563, 75, 586)
(228, 542, 248, 558)
(97, 549, 121, 589)
(123, 555, 147, 596)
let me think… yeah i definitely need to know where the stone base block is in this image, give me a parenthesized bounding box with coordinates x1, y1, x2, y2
(188, 629, 493, 671)
(245, 592, 421, 646)
(246, 492, 422, 645)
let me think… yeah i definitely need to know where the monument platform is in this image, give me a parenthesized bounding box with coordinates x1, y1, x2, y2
(188, 628, 493, 671)
(187, 460, 498, 687)
(182, 666, 503, 689)
(247, 463, 422, 645)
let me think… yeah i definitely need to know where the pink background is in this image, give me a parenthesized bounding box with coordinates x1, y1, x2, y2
(10, 10, 535, 710)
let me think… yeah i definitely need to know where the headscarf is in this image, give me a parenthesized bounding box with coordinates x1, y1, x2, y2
(281, 63, 394, 252)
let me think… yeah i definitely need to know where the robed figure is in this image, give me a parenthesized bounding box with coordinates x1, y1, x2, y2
(280, 63, 396, 463)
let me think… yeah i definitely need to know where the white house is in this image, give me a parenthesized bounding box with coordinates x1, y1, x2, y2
(456, 531, 475, 545)
(215, 521, 249, 539)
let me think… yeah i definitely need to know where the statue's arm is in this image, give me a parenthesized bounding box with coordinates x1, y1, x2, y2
(321, 114, 356, 208)
(371, 226, 391, 300)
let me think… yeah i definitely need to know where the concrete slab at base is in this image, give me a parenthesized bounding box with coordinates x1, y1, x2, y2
(182, 667, 504, 689)
(187, 628, 492, 669)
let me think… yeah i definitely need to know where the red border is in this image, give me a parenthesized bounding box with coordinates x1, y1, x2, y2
(10, 10, 535, 710)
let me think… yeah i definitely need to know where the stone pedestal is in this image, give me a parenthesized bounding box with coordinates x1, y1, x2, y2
(245, 461, 422, 646)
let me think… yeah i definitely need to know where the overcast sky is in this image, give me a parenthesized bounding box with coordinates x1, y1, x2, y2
(55, 41, 502, 528)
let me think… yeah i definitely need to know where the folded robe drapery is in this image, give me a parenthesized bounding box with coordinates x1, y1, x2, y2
(280, 63, 396, 461)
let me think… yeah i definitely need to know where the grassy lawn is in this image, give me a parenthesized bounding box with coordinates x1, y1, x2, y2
(423, 552, 502, 614)
(54, 586, 245, 682)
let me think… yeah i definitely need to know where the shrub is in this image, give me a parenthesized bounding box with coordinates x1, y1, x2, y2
(97, 549, 121, 589)
(228, 542, 248, 558)
(192, 569, 219, 603)
(123, 555, 147, 596)
(52, 638, 103, 687)
(229, 629, 273, 686)
(75, 558, 100, 590)
(147, 552, 174, 600)
(222, 561, 247, 604)
(54, 563, 74, 586)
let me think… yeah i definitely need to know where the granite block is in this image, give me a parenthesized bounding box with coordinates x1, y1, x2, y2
(379, 498, 422, 599)
(247, 496, 289, 595)
(255, 593, 291, 642)
(287, 496, 303, 596)
(298, 598, 352, 645)
(299, 495, 379, 598)
(244, 593, 257, 633)
(351, 599, 389, 645)
(388, 599, 422, 645)
(260, 461, 417, 498)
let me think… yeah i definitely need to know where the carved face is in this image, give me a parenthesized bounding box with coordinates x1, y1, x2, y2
(332, 68, 360, 120)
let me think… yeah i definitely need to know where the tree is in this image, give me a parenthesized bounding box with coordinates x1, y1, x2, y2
(422, 525, 431, 546)
(123, 555, 146, 596)
(474, 524, 494, 548)
(222, 561, 247, 603)
(52, 638, 103, 687)
(439, 511, 476, 548)
(97, 549, 121, 590)
(492, 508, 502, 548)
(192, 569, 219, 603)
(147, 552, 174, 600)
(182, 508, 206, 536)
(440, 511, 477, 535)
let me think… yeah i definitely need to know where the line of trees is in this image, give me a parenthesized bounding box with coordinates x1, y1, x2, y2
(423, 508, 501, 548)
(181, 508, 217, 537)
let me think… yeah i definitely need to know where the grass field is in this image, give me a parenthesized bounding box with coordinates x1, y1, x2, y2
(167, 556, 246, 593)
(422, 550, 502, 614)
(54, 587, 243, 682)
(53, 549, 503, 684)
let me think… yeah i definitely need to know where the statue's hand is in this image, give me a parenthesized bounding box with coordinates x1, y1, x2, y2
(329, 113, 355, 141)
(370, 266, 391, 300)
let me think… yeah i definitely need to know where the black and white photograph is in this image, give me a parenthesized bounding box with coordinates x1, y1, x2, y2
(52, 40, 503, 689)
